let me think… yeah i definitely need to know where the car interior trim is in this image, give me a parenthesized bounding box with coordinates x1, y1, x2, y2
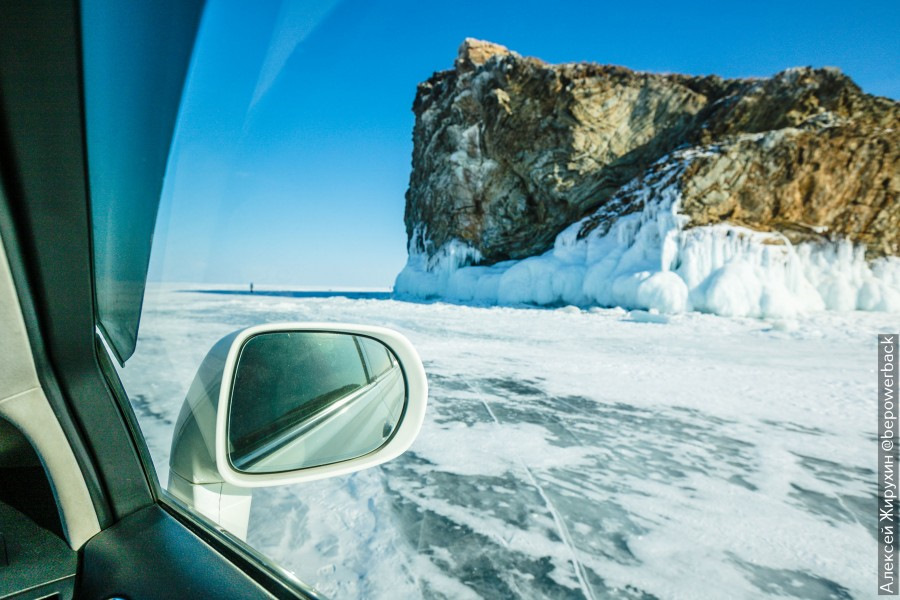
(0, 232, 100, 549)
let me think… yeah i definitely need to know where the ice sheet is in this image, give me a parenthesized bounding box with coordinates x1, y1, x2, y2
(119, 285, 891, 598)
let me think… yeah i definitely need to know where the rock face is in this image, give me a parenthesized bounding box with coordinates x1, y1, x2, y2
(404, 38, 899, 265)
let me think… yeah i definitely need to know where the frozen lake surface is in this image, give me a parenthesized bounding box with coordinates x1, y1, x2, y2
(120, 285, 892, 599)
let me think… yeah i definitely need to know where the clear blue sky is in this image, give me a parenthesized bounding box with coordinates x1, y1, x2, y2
(148, 0, 899, 287)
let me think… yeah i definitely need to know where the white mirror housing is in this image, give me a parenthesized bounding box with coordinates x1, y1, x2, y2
(167, 323, 427, 536)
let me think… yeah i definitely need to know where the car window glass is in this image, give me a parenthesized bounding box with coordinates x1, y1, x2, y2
(111, 1, 891, 598)
(81, 0, 203, 363)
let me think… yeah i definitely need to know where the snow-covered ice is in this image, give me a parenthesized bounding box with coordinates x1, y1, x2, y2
(395, 151, 900, 317)
(119, 284, 893, 599)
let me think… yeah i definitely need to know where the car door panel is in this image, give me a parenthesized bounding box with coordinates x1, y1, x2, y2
(77, 505, 278, 600)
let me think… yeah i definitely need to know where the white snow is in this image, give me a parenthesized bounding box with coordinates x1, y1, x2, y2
(396, 150, 900, 317)
(118, 284, 893, 599)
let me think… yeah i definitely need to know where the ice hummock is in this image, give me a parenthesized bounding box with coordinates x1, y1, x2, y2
(395, 150, 900, 317)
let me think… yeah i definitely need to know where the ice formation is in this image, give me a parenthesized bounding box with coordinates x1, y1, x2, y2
(395, 151, 900, 317)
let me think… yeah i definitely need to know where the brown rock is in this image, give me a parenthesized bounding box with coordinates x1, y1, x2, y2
(404, 42, 899, 264)
(454, 38, 516, 73)
(680, 126, 900, 256)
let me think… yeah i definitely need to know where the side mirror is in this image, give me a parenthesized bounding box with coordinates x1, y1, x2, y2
(167, 323, 427, 537)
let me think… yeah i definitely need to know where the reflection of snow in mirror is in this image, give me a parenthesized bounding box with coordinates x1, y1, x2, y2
(397, 150, 900, 317)
(121, 285, 885, 598)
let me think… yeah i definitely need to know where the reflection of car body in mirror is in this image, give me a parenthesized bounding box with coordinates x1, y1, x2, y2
(167, 323, 427, 539)
(229, 332, 406, 473)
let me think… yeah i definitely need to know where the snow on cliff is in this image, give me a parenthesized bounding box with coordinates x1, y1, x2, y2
(396, 149, 900, 317)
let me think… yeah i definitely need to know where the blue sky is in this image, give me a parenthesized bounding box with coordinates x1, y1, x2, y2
(149, 0, 899, 287)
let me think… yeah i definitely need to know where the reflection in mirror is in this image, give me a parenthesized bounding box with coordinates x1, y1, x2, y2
(228, 332, 406, 474)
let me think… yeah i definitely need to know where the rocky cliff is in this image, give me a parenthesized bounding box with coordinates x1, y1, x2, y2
(397, 39, 900, 316)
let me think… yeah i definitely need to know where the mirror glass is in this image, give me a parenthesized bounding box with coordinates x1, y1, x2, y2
(227, 331, 406, 473)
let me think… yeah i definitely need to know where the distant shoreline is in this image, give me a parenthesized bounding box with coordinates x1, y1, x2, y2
(184, 288, 393, 301)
